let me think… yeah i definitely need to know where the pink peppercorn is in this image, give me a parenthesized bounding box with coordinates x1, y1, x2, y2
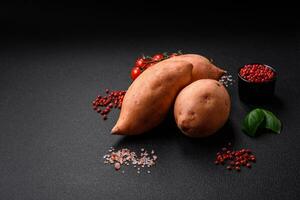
(239, 64, 275, 83)
(92, 89, 126, 120)
(214, 144, 256, 173)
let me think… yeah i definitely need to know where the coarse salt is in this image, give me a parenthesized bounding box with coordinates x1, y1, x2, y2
(219, 72, 234, 87)
(103, 147, 158, 174)
(114, 162, 121, 170)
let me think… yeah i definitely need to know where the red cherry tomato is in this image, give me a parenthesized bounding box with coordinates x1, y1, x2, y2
(135, 58, 153, 69)
(152, 54, 164, 61)
(131, 67, 142, 80)
(135, 58, 145, 68)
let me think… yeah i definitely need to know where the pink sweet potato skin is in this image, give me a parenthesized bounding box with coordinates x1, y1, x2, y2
(111, 60, 193, 135)
(174, 79, 231, 138)
(166, 54, 225, 81)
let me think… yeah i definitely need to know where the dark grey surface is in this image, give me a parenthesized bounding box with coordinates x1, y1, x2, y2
(0, 31, 300, 200)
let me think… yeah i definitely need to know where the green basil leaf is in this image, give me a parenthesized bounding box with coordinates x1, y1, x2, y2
(242, 108, 265, 137)
(262, 109, 282, 134)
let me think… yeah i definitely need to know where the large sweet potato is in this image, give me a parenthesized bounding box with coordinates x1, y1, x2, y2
(111, 60, 193, 135)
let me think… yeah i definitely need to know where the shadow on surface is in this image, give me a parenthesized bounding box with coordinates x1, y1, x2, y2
(113, 112, 235, 156)
(113, 113, 180, 149)
(240, 94, 285, 111)
(176, 120, 235, 154)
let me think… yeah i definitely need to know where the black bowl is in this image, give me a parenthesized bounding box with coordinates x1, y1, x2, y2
(238, 64, 277, 103)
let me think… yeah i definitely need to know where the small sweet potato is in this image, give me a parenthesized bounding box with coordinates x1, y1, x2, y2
(174, 79, 231, 138)
(111, 60, 193, 135)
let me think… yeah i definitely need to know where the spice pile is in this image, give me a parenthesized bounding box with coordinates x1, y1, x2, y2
(239, 64, 275, 83)
(214, 143, 256, 172)
(219, 72, 234, 87)
(103, 147, 157, 174)
(92, 89, 126, 120)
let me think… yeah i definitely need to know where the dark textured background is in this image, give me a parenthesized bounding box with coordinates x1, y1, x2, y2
(0, 1, 299, 200)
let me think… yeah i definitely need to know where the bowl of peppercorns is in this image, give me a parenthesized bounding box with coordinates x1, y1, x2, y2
(238, 63, 277, 103)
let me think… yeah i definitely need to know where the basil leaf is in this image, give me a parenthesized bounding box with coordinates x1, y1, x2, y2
(262, 109, 282, 134)
(242, 108, 282, 137)
(242, 108, 265, 137)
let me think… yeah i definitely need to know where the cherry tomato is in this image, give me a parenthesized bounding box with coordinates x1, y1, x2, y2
(135, 58, 146, 68)
(152, 54, 164, 61)
(131, 67, 142, 80)
(135, 58, 152, 69)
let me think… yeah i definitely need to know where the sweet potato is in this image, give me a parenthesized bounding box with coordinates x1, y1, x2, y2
(111, 60, 193, 135)
(166, 54, 225, 81)
(174, 79, 230, 138)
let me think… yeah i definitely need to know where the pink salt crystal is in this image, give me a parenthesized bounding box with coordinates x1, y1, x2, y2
(114, 162, 121, 170)
(103, 147, 158, 173)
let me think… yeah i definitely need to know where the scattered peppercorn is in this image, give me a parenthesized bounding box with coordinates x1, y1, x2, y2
(215, 143, 256, 172)
(92, 89, 126, 120)
(239, 64, 275, 83)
